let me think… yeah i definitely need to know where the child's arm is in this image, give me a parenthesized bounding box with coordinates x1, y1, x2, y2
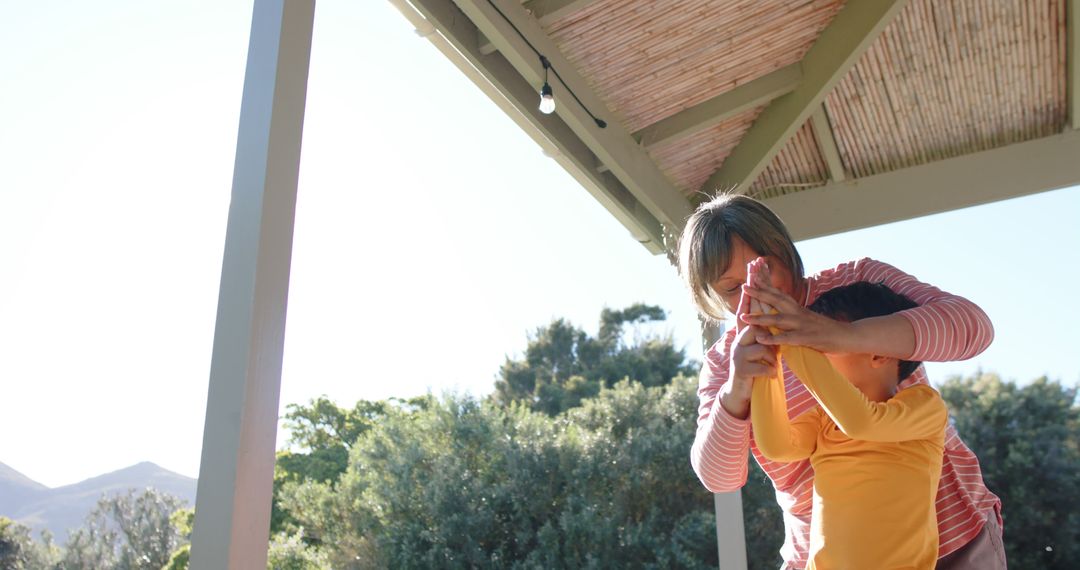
(746, 257, 819, 462)
(779, 345, 947, 442)
(750, 367, 820, 462)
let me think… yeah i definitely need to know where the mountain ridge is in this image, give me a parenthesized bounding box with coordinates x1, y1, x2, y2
(0, 460, 196, 544)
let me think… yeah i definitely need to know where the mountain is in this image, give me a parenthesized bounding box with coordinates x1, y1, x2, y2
(0, 461, 196, 544)
(0, 461, 48, 514)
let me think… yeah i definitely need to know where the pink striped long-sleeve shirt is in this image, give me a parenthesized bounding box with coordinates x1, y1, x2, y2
(690, 258, 1001, 567)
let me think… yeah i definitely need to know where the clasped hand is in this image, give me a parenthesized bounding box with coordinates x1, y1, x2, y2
(729, 259, 855, 390)
(739, 281, 855, 355)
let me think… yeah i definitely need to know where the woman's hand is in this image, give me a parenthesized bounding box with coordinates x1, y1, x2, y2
(719, 261, 779, 420)
(739, 282, 858, 354)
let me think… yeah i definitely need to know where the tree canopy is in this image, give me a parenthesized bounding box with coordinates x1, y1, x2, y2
(61, 488, 186, 570)
(493, 303, 698, 415)
(938, 372, 1080, 569)
(6, 306, 1078, 569)
(277, 377, 718, 569)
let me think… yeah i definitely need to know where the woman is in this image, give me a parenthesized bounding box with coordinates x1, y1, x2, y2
(679, 194, 1005, 569)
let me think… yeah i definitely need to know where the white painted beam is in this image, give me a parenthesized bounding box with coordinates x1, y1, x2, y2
(702, 0, 909, 196)
(524, 0, 597, 26)
(634, 64, 802, 148)
(479, 0, 599, 54)
(393, 0, 666, 252)
(478, 30, 498, 56)
(702, 322, 748, 570)
(189, 1, 314, 568)
(809, 105, 846, 182)
(1068, 0, 1079, 129)
(454, 0, 693, 235)
(765, 129, 1080, 241)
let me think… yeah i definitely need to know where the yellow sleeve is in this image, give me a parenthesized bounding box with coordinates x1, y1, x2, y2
(778, 345, 947, 442)
(751, 365, 820, 462)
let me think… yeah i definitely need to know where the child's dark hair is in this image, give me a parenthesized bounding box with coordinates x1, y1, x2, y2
(807, 281, 922, 382)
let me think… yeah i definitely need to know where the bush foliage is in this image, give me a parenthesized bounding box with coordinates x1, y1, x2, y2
(6, 308, 1077, 569)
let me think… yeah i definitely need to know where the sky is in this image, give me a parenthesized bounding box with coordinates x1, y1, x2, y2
(1, 1, 1078, 489)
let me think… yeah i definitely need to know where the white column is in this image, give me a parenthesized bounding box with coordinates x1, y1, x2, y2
(714, 492, 749, 570)
(703, 322, 749, 570)
(189, 1, 315, 568)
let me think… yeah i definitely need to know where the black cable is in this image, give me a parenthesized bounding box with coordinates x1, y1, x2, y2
(484, 0, 607, 128)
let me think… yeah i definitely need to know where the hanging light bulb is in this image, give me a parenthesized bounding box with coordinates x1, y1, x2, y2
(538, 55, 556, 114)
(539, 82, 555, 114)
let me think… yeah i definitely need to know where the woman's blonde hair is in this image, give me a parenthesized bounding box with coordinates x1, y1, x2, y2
(677, 194, 804, 322)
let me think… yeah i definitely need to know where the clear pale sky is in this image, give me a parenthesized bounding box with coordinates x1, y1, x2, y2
(2, 1, 1078, 488)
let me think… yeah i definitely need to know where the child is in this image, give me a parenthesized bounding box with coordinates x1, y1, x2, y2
(748, 261, 947, 569)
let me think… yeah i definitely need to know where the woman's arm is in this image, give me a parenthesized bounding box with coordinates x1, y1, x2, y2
(854, 258, 994, 361)
(691, 269, 782, 492)
(742, 258, 994, 362)
(690, 333, 753, 493)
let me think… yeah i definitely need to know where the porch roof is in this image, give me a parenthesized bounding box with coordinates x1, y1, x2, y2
(393, 0, 1080, 250)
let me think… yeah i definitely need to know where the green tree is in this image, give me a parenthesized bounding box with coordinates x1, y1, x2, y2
(939, 373, 1080, 569)
(162, 508, 193, 570)
(61, 488, 186, 570)
(266, 529, 331, 570)
(741, 460, 785, 570)
(272, 398, 388, 532)
(279, 377, 719, 569)
(493, 304, 697, 415)
(0, 517, 59, 570)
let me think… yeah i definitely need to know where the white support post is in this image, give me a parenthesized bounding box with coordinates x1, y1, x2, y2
(703, 322, 749, 570)
(189, 1, 315, 568)
(714, 492, 750, 570)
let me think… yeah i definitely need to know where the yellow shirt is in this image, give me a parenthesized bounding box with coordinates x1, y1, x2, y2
(751, 345, 947, 570)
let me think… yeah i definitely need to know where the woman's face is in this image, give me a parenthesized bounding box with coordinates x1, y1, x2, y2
(710, 236, 797, 314)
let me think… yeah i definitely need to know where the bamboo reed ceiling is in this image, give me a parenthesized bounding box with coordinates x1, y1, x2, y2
(545, 0, 844, 133)
(648, 106, 763, 194)
(748, 121, 830, 199)
(823, 0, 1070, 182)
(526, 0, 1071, 199)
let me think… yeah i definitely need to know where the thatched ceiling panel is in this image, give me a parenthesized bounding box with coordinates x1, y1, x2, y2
(647, 106, 763, 196)
(748, 121, 829, 199)
(545, 0, 845, 132)
(824, 0, 1068, 179)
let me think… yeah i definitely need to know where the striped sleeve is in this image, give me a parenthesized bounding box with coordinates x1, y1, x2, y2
(846, 258, 995, 362)
(690, 329, 752, 492)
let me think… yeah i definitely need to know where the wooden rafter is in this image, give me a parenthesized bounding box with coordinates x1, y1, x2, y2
(809, 104, 845, 182)
(479, 0, 599, 54)
(397, 0, 669, 251)
(1069, 0, 1079, 130)
(701, 0, 909, 197)
(633, 63, 802, 148)
(524, 0, 598, 25)
(764, 129, 1080, 240)
(453, 0, 693, 234)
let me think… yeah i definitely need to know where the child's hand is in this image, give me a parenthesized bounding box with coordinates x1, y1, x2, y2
(745, 258, 776, 317)
(740, 282, 858, 354)
(730, 324, 778, 382)
(730, 257, 779, 382)
(720, 258, 779, 419)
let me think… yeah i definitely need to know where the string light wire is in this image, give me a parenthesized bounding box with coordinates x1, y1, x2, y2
(483, 0, 607, 128)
